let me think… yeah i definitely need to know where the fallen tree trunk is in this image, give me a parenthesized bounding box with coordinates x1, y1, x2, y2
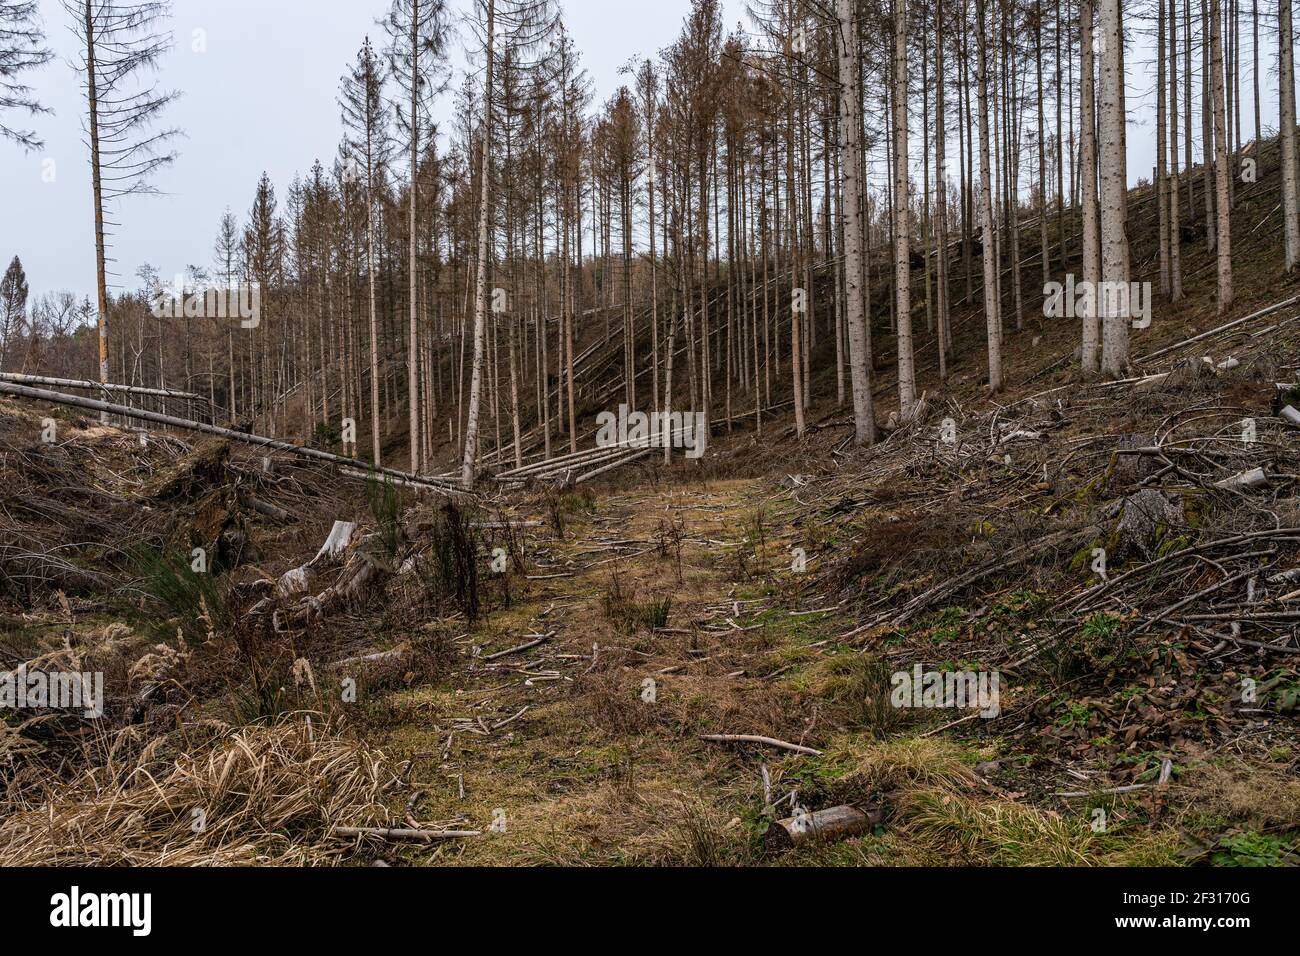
(0, 381, 472, 496)
(574, 449, 652, 484)
(1138, 297, 1300, 363)
(0, 371, 207, 402)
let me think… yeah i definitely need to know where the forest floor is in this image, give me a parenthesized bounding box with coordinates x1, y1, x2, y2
(4, 393, 1297, 864)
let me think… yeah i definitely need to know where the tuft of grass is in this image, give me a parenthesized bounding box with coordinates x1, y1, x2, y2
(901, 789, 1184, 866)
(366, 473, 403, 558)
(127, 544, 229, 645)
(0, 717, 399, 865)
(419, 502, 481, 623)
(601, 573, 672, 633)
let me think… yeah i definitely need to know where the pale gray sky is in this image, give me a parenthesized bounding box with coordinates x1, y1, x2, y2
(0, 0, 746, 300)
(0, 1, 1287, 304)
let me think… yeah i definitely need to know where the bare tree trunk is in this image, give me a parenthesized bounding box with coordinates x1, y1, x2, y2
(1157, 0, 1171, 297)
(1210, 0, 1234, 312)
(976, 0, 1001, 391)
(1253, 0, 1261, 141)
(786, 0, 805, 439)
(1282, 0, 1300, 271)
(81, 1, 110, 424)
(1080, 0, 1101, 372)
(1098, 0, 1130, 376)
(1170, 0, 1184, 300)
(461, 0, 494, 487)
(1204, 0, 1216, 248)
(1035, 3, 1048, 287)
(407, 0, 422, 473)
(935, 0, 951, 371)
(837, 0, 876, 445)
(893, 0, 915, 414)
(366, 151, 382, 465)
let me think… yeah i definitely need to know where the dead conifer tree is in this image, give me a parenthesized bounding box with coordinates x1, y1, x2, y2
(340, 37, 391, 465)
(63, 0, 180, 419)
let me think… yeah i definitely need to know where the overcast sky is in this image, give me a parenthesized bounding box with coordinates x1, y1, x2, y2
(0, 1, 1287, 304)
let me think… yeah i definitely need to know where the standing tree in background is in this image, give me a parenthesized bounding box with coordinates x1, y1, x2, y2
(836, 0, 875, 445)
(1280, 0, 1299, 272)
(0, 0, 52, 148)
(0, 254, 29, 369)
(1079, 0, 1101, 373)
(340, 37, 391, 465)
(629, 56, 660, 413)
(1209, 0, 1233, 312)
(1098, 0, 1129, 376)
(1168, 0, 1183, 302)
(462, 0, 498, 487)
(462, 0, 558, 486)
(214, 208, 239, 420)
(976, 0, 1001, 391)
(385, 0, 451, 474)
(893, 0, 916, 415)
(63, 0, 180, 419)
(604, 87, 640, 411)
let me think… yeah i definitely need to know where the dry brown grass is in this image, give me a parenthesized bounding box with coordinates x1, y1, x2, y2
(1189, 758, 1300, 831)
(0, 715, 400, 865)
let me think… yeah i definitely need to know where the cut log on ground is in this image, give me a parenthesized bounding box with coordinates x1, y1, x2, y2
(764, 804, 883, 852)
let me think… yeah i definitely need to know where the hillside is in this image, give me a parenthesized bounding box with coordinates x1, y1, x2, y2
(3, 124, 1300, 870)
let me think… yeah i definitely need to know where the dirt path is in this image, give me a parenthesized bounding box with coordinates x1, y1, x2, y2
(378, 478, 854, 865)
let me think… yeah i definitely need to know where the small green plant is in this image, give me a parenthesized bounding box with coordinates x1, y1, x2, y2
(313, 421, 341, 447)
(1054, 700, 1093, 730)
(366, 473, 403, 558)
(128, 545, 230, 645)
(420, 502, 481, 623)
(837, 655, 902, 737)
(601, 572, 671, 632)
(1078, 611, 1129, 667)
(926, 606, 966, 643)
(545, 488, 596, 538)
(1080, 612, 1121, 641)
(1210, 831, 1292, 867)
(635, 596, 672, 630)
